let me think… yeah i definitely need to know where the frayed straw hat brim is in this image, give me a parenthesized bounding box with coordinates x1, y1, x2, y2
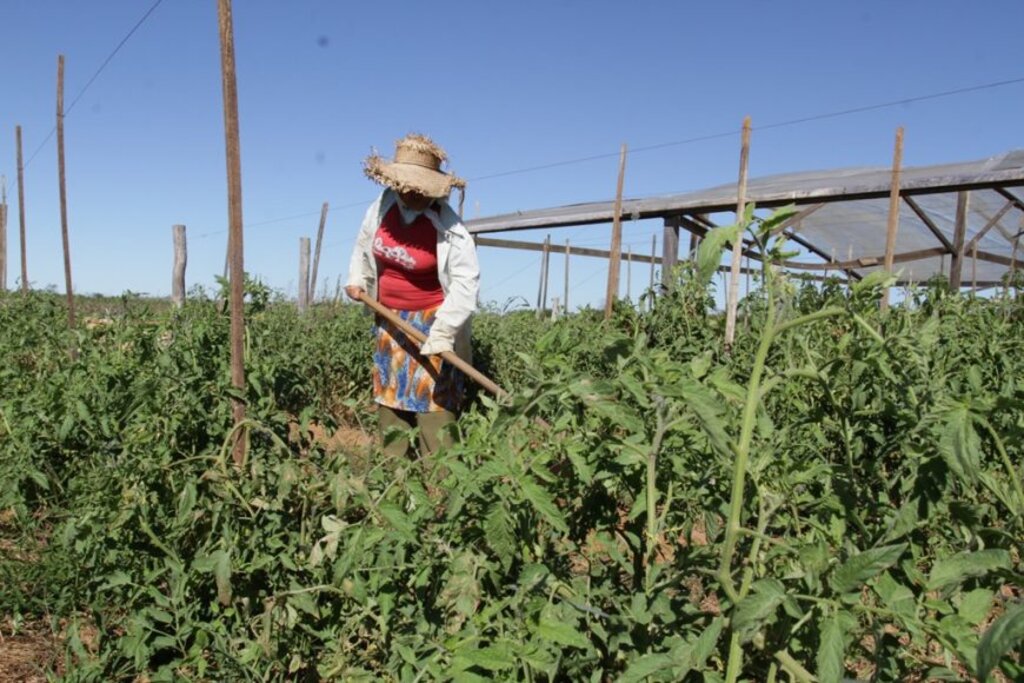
(364, 156, 465, 199)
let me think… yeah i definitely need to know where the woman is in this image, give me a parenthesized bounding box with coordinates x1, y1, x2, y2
(345, 133, 480, 458)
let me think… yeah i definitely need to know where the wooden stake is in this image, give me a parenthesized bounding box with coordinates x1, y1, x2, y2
(16, 125, 28, 292)
(626, 245, 632, 301)
(458, 187, 466, 219)
(564, 239, 570, 314)
(0, 176, 6, 292)
(309, 201, 328, 304)
(948, 191, 970, 290)
(298, 236, 310, 313)
(537, 234, 550, 318)
(56, 55, 76, 334)
(971, 242, 977, 292)
(880, 127, 904, 311)
(604, 143, 627, 320)
(217, 0, 247, 466)
(172, 224, 187, 307)
(662, 218, 679, 289)
(648, 234, 656, 310)
(724, 116, 752, 349)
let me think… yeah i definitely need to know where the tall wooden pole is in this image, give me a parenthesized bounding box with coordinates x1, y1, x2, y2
(563, 239, 570, 314)
(0, 176, 6, 292)
(648, 234, 656, 310)
(724, 116, 752, 349)
(217, 0, 247, 465)
(662, 218, 679, 289)
(536, 234, 550, 318)
(172, 224, 187, 307)
(56, 55, 76, 331)
(626, 245, 632, 300)
(604, 143, 627, 320)
(16, 126, 28, 292)
(309, 201, 328, 303)
(971, 242, 977, 292)
(948, 191, 969, 291)
(298, 236, 310, 313)
(880, 127, 904, 311)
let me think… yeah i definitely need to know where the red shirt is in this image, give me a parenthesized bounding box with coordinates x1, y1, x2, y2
(374, 205, 445, 310)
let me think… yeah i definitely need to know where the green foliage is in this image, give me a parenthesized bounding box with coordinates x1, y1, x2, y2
(1, 260, 1023, 681)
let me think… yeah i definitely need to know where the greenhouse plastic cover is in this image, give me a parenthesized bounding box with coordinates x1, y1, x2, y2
(465, 150, 1024, 284)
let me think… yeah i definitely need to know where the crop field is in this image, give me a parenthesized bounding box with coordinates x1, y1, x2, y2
(1, 220, 1023, 682)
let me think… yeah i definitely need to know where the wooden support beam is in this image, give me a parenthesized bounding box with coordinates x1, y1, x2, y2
(298, 236, 310, 313)
(563, 239, 570, 313)
(172, 224, 187, 307)
(881, 127, 904, 311)
(994, 187, 1024, 214)
(309, 201, 329, 303)
(903, 196, 954, 252)
(56, 55, 76, 335)
(477, 236, 662, 264)
(604, 143, 627, 320)
(15, 125, 27, 292)
(948, 191, 969, 290)
(217, 0, 247, 466)
(725, 116, 752, 349)
(964, 199, 1014, 254)
(662, 217, 679, 288)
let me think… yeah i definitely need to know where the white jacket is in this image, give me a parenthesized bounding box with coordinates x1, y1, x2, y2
(346, 189, 480, 361)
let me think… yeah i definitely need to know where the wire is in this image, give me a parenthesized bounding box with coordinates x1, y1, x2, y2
(22, 0, 166, 169)
(466, 75, 1024, 183)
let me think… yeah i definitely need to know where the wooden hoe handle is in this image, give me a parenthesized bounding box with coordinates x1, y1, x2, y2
(357, 292, 509, 400)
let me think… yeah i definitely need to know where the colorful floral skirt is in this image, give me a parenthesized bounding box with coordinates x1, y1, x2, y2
(372, 305, 464, 413)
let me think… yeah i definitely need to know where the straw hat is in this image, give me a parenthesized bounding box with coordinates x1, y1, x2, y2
(363, 133, 465, 199)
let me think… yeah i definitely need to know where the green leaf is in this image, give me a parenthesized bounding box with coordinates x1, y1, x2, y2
(732, 579, 787, 642)
(938, 405, 982, 483)
(977, 604, 1024, 682)
(377, 501, 417, 542)
(457, 644, 515, 672)
(696, 223, 743, 286)
(958, 589, 994, 626)
(484, 503, 515, 569)
(831, 543, 907, 594)
(214, 549, 232, 606)
(620, 652, 676, 682)
(816, 613, 848, 683)
(927, 550, 1010, 591)
(519, 478, 568, 532)
(535, 613, 588, 649)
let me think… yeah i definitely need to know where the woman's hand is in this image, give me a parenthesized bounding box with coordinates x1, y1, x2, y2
(345, 286, 365, 301)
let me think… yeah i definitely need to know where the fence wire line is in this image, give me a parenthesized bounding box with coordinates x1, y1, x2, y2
(22, 0, 166, 170)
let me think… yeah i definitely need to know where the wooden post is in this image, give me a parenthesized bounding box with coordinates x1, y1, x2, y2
(948, 191, 970, 290)
(604, 143, 627, 320)
(458, 187, 466, 219)
(662, 217, 679, 289)
(16, 125, 28, 292)
(880, 127, 904, 311)
(971, 242, 978, 292)
(626, 245, 632, 301)
(724, 116, 752, 349)
(537, 234, 550, 318)
(0, 176, 6, 292)
(217, 0, 247, 466)
(564, 239, 570, 314)
(56, 55, 76, 333)
(298, 237, 310, 313)
(308, 201, 329, 305)
(172, 224, 187, 307)
(648, 234, 656, 309)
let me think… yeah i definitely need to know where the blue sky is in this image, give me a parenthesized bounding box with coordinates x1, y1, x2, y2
(1, 0, 1022, 310)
